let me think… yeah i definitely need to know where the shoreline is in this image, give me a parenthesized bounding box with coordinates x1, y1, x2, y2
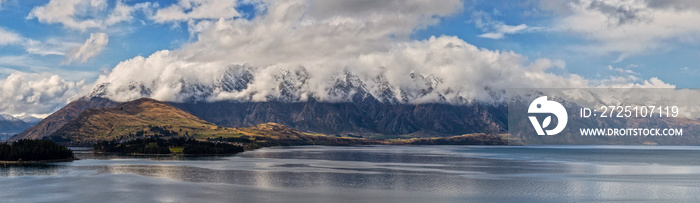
(91, 151, 244, 156)
(0, 157, 77, 166)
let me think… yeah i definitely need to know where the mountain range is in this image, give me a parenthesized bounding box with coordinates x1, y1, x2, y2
(9, 81, 700, 146)
(38, 98, 503, 146)
(10, 79, 509, 141)
(75, 66, 509, 138)
(0, 114, 41, 141)
(15, 67, 696, 145)
(170, 98, 507, 139)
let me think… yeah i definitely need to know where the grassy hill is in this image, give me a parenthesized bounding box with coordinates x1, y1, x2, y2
(47, 98, 385, 145)
(50, 98, 221, 142)
(9, 97, 117, 141)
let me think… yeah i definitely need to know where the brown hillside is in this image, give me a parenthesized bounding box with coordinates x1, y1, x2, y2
(9, 97, 117, 141)
(50, 98, 222, 142)
(47, 98, 381, 146)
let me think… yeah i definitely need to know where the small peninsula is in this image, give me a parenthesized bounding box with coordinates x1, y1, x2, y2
(0, 139, 74, 164)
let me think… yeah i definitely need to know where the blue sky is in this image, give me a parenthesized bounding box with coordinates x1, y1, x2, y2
(0, 0, 698, 116)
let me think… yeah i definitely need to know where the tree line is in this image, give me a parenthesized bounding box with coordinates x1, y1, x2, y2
(94, 137, 244, 155)
(0, 139, 74, 161)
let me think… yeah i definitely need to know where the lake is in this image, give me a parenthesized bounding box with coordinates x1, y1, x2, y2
(3, 145, 700, 202)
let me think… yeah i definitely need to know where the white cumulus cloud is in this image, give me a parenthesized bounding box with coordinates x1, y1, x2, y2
(92, 0, 596, 104)
(0, 72, 86, 115)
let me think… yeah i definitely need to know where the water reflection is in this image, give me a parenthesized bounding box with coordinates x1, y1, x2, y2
(3, 145, 700, 202)
(0, 164, 65, 177)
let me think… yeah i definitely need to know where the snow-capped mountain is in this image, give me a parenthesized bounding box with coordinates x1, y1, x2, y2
(91, 65, 506, 105)
(0, 114, 21, 122)
(72, 66, 508, 137)
(0, 114, 41, 124)
(17, 115, 42, 124)
(12, 67, 510, 140)
(11, 66, 513, 141)
(0, 114, 41, 141)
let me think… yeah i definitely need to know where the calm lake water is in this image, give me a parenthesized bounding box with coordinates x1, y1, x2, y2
(3, 145, 700, 202)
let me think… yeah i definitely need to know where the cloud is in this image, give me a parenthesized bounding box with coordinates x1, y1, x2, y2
(88, 0, 676, 105)
(548, 0, 700, 60)
(27, 0, 153, 31)
(91, 0, 599, 104)
(478, 24, 535, 39)
(105, 1, 151, 25)
(472, 11, 543, 39)
(0, 27, 82, 57)
(608, 64, 637, 75)
(151, 0, 242, 23)
(595, 64, 641, 85)
(0, 72, 86, 115)
(0, 0, 679, 116)
(65, 33, 109, 64)
(0, 26, 98, 58)
(24, 38, 81, 56)
(0, 27, 22, 46)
